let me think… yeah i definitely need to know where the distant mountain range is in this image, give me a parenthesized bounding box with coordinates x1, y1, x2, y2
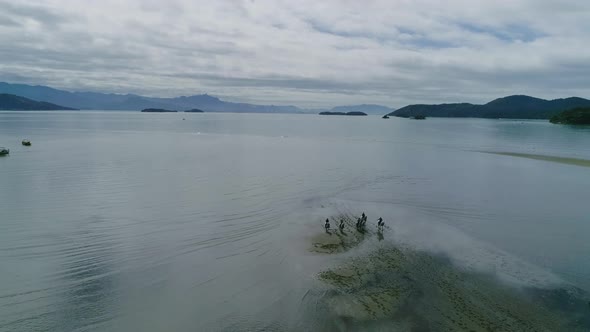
(0, 82, 300, 113)
(1, 82, 589, 119)
(0, 82, 389, 114)
(388, 95, 590, 119)
(0, 93, 75, 110)
(329, 104, 394, 115)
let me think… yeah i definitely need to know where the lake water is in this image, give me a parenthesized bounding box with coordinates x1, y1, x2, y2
(1, 111, 589, 331)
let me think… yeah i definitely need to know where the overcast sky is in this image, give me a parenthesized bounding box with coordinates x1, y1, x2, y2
(1, 0, 589, 108)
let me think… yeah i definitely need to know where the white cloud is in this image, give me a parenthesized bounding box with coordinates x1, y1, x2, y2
(0, 0, 589, 107)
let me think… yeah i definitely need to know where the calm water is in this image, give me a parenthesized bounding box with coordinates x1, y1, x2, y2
(1, 111, 589, 331)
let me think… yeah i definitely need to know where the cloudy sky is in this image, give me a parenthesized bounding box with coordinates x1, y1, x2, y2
(1, 0, 589, 108)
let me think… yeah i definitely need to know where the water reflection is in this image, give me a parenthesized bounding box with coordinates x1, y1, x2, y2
(53, 215, 119, 331)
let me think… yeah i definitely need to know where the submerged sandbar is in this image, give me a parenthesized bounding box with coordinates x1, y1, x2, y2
(310, 214, 590, 331)
(310, 213, 384, 254)
(480, 151, 590, 168)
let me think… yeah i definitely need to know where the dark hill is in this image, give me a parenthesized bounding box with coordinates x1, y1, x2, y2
(319, 111, 367, 116)
(391, 103, 476, 118)
(389, 95, 590, 119)
(141, 108, 177, 113)
(0, 93, 75, 110)
(480, 95, 571, 119)
(550, 107, 590, 125)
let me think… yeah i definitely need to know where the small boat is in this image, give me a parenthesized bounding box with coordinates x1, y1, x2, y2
(22, 139, 31, 146)
(0, 147, 9, 156)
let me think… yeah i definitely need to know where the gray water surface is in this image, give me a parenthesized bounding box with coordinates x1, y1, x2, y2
(1, 112, 589, 331)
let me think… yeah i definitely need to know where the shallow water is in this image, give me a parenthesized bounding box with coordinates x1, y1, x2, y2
(0, 112, 589, 331)
(480, 151, 590, 167)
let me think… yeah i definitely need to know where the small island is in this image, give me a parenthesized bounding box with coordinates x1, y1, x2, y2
(319, 111, 367, 116)
(141, 108, 178, 113)
(413, 115, 426, 120)
(382, 115, 390, 119)
(550, 107, 590, 125)
(184, 108, 204, 113)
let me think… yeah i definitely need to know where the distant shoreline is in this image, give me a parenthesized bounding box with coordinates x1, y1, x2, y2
(3, 82, 590, 119)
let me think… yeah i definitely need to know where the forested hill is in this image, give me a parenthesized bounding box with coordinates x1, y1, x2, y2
(388, 95, 590, 119)
(550, 107, 590, 125)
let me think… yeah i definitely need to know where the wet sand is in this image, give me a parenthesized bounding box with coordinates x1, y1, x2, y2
(480, 151, 590, 168)
(310, 215, 590, 331)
